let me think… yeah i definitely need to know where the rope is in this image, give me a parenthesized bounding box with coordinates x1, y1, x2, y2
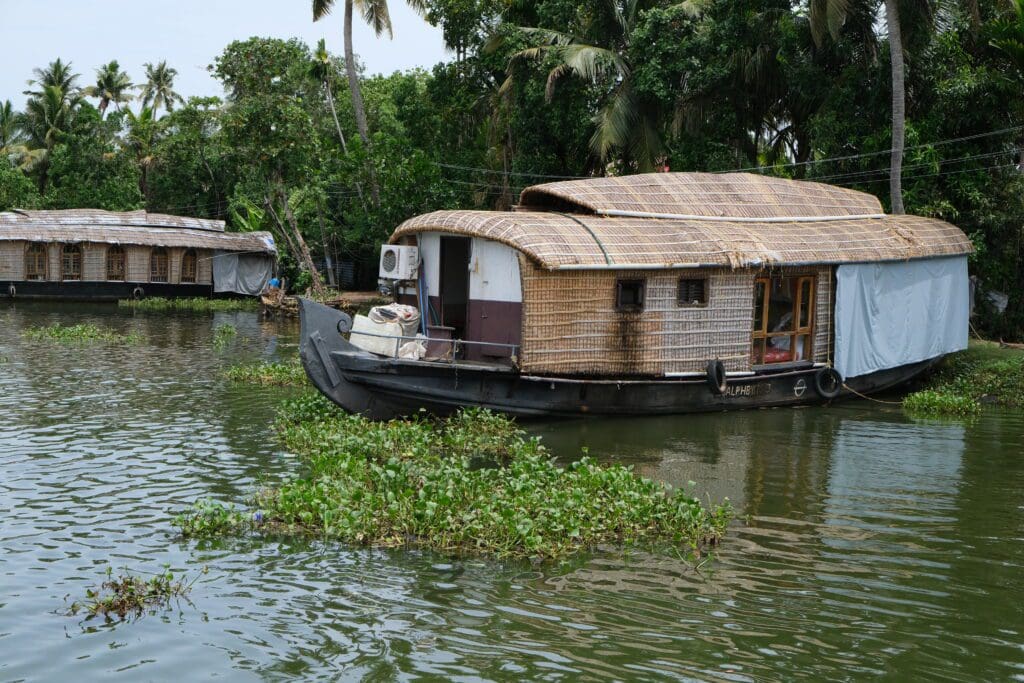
(842, 382, 903, 405)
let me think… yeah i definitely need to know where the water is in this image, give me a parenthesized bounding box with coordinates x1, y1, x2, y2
(2, 303, 1023, 681)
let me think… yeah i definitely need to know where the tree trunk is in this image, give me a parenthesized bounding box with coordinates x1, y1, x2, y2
(324, 84, 348, 155)
(277, 187, 327, 297)
(886, 0, 906, 215)
(317, 200, 337, 288)
(325, 80, 366, 205)
(263, 195, 302, 263)
(344, 0, 380, 206)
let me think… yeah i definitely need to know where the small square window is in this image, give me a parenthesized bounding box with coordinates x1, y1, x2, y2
(616, 279, 645, 311)
(677, 278, 707, 307)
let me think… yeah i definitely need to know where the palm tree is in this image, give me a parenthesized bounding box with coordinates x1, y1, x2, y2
(496, 0, 697, 172)
(84, 60, 134, 116)
(138, 61, 184, 117)
(23, 58, 79, 98)
(22, 84, 81, 190)
(312, 0, 428, 204)
(308, 38, 349, 154)
(125, 107, 159, 203)
(809, 0, 939, 214)
(0, 100, 26, 151)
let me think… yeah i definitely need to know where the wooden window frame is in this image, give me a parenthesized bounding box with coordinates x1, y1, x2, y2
(25, 243, 48, 281)
(180, 248, 197, 284)
(615, 279, 646, 312)
(61, 243, 83, 281)
(751, 274, 815, 366)
(150, 247, 169, 283)
(106, 245, 126, 281)
(677, 277, 708, 308)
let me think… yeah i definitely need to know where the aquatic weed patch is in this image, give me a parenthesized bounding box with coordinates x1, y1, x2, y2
(225, 360, 308, 386)
(212, 323, 237, 349)
(903, 389, 980, 417)
(904, 345, 1024, 416)
(118, 297, 259, 313)
(176, 398, 732, 559)
(23, 323, 141, 345)
(67, 566, 203, 621)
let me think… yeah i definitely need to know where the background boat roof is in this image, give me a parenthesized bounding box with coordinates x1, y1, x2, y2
(0, 209, 276, 254)
(393, 173, 971, 269)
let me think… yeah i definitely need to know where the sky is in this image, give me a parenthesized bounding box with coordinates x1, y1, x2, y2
(0, 0, 450, 109)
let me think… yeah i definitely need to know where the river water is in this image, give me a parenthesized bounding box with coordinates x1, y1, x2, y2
(2, 303, 1022, 681)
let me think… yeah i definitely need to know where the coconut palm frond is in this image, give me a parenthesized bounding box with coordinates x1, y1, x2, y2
(590, 83, 639, 162)
(312, 0, 334, 20)
(358, 0, 394, 38)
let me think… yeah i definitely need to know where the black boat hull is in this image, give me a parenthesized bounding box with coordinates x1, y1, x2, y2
(298, 298, 932, 420)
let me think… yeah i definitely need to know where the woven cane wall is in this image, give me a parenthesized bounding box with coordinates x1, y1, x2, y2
(83, 243, 105, 281)
(126, 246, 149, 282)
(519, 261, 837, 377)
(168, 248, 182, 285)
(813, 267, 833, 364)
(0, 241, 24, 280)
(520, 261, 757, 376)
(197, 249, 212, 285)
(519, 261, 662, 375)
(47, 244, 60, 281)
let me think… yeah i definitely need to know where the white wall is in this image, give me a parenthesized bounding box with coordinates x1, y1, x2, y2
(399, 233, 522, 303)
(469, 238, 522, 303)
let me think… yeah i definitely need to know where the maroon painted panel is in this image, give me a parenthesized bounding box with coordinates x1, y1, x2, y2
(466, 300, 523, 360)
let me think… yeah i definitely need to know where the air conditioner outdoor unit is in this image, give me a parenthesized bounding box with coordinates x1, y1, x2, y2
(379, 244, 419, 281)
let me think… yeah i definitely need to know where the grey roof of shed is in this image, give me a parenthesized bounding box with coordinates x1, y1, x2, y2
(0, 209, 276, 254)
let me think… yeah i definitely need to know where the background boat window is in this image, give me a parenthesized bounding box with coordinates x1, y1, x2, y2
(677, 278, 707, 307)
(150, 247, 169, 283)
(61, 244, 83, 281)
(751, 275, 815, 364)
(25, 243, 47, 281)
(106, 245, 125, 281)
(616, 279, 645, 311)
(180, 249, 197, 283)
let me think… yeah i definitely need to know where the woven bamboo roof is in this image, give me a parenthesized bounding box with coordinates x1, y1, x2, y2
(393, 174, 971, 269)
(0, 209, 275, 253)
(518, 172, 884, 218)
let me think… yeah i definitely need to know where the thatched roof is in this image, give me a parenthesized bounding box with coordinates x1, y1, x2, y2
(393, 173, 971, 269)
(518, 172, 884, 218)
(0, 209, 275, 254)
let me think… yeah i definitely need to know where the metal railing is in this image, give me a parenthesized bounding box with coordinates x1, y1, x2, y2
(347, 328, 519, 362)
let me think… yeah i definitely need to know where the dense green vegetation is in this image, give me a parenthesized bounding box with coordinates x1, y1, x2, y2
(117, 297, 259, 312)
(23, 322, 141, 344)
(225, 360, 309, 386)
(904, 342, 1024, 415)
(2, 0, 1024, 335)
(175, 395, 732, 559)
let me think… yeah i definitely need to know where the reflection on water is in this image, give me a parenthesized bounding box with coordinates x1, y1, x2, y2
(1, 302, 1023, 681)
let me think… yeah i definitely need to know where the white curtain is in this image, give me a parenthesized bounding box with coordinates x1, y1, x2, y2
(834, 256, 969, 379)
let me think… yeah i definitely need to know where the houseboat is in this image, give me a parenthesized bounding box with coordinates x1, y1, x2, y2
(299, 172, 971, 419)
(0, 209, 277, 300)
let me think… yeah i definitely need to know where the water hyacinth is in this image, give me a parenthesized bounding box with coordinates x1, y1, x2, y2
(118, 297, 259, 313)
(225, 360, 308, 386)
(23, 322, 141, 345)
(175, 395, 732, 559)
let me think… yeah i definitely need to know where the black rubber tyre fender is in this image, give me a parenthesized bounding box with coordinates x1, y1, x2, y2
(132, 286, 145, 300)
(7, 284, 15, 298)
(815, 367, 843, 399)
(707, 359, 728, 395)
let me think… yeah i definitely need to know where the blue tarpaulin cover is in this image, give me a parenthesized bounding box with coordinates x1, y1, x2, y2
(834, 255, 969, 379)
